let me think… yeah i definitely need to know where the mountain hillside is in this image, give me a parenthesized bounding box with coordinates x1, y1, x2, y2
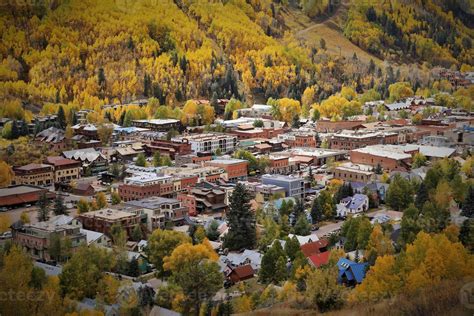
(0, 0, 472, 121)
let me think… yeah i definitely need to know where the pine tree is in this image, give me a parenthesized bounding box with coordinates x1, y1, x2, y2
(294, 215, 311, 236)
(275, 256, 287, 283)
(459, 219, 473, 251)
(311, 198, 322, 223)
(259, 247, 276, 283)
(223, 183, 256, 250)
(415, 182, 428, 210)
(284, 236, 300, 261)
(37, 192, 50, 222)
(292, 198, 305, 219)
(11, 120, 19, 139)
(131, 225, 143, 241)
(71, 111, 78, 125)
(57, 106, 66, 129)
(53, 194, 68, 216)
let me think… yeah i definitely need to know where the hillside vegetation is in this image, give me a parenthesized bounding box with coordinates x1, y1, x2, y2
(0, 0, 472, 123)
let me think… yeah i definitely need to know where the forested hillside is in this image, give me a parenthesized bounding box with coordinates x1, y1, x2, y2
(0, 0, 472, 123)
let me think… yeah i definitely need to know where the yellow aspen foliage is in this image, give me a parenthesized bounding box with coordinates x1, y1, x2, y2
(0, 160, 13, 188)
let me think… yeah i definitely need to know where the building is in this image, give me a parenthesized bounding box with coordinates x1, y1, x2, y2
(63, 148, 108, 175)
(350, 145, 415, 171)
(118, 174, 174, 202)
(206, 158, 248, 182)
(279, 148, 347, 167)
(182, 185, 227, 215)
(78, 208, 141, 237)
(143, 139, 192, 159)
(11, 215, 86, 261)
(329, 130, 398, 150)
(131, 119, 181, 132)
(44, 156, 82, 183)
(316, 120, 365, 132)
(336, 194, 369, 217)
(0, 185, 54, 208)
(172, 133, 238, 154)
(333, 163, 375, 183)
(34, 127, 67, 151)
(227, 264, 255, 284)
(125, 197, 188, 230)
(235, 104, 273, 118)
(337, 258, 368, 285)
(265, 156, 297, 175)
(231, 125, 284, 140)
(261, 174, 305, 199)
(278, 131, 317, 148)
(13, 163, 54, 186)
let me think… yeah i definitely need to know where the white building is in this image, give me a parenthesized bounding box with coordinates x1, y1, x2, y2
(336, 194, 369, 218)
(172, 133, 237, 153)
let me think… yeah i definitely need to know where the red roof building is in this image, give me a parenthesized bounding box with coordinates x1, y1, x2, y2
(228, 264, 255, 284)
(300, 239, 329, 257)
(308, 251, 331, 268)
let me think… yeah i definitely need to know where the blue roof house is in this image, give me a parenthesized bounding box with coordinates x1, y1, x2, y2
(337, 258, 368, 285)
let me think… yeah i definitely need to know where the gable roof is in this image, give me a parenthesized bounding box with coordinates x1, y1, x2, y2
(300, 240, 328, 257)
(308, 251, 331, 268)
(230, 264, 254, 279)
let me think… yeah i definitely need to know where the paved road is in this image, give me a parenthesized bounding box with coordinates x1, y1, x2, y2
(316, 208, 403, 238)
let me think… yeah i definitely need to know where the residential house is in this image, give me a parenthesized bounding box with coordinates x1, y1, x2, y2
(227, 264, 255, 284)
(35, 127, 67, 151)
(336, 194, 369, 218)
(337, 258, 368, 285)
(63, 148, 108, 175)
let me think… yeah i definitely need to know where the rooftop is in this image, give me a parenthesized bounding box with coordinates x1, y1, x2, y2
(0, 185, 46, 198)
(126, 196, 181, 209)
(351, 145, 412, 160)
(208, 158, 248, 165)
(80, 208, 137, 220)
(15, 163, 52, 171)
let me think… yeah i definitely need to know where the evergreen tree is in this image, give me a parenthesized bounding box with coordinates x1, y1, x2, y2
(131, 225, 143, 241)
(11, 120, 19, 139)
(462, 185, 474, 218)
(275, 256, 287, 283)
(284, 236, 300, 261)
(71, 111, 78, 125)
(223, 183, 256, 250)
(206, 220, 220, 241)
(57, 106, 66, 129)
(415, 182, 428, 210)
(400, 204, 420, 245)
(294, 215, 311, 236)
(311, 198, 323, 223)
(119, 111, 126, 126)
(292, 198, 305, 219)
(53, 194, 68, 216)
(128, 257, 140, 277)
(37, 192, 50, 222)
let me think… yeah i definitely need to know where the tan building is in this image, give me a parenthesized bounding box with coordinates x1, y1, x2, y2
(13, 163, 54, 186)
(44, 156, 82, 183)
(78, 208, 141, 237)
(333, 163, 375, 183)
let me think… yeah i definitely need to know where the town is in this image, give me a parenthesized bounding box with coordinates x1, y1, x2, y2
(0, 79, 473, 315)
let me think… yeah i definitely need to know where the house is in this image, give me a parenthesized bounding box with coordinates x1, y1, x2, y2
(80, 228, 110, 247)
(308, 251, 331, 268)
(227, 264, 255, 284)
(72, 182, 95, 196)
(34, 127, 67, 151)
(288, 233, 319, 245)
(300, 240, 328, 257)
(221, 249, 263, 272)
(337, 258, 368, 285)
(336, 194, 369, 218)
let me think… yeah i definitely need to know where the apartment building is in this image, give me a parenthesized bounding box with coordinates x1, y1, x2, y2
(172, 133, 238, 153)
(126, 197, 188, 230)
(13, 163, 54, 186)
(44, 156, 81, 183)
(11, 215, 86, 261)
(329, 130, 398, 150)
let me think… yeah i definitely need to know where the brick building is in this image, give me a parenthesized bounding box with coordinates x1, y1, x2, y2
(118, 174, 175, 202)
(11, 215, 86, 261)
(78, 208, 141, 237)
(350, 145, 416, 171)
(329, 130, 398, 150)
(316, 120, 365, 132)
(143, 139, 192, 159)
(278, 132, 317, 148)
(206, 158, 248, 182)
(13, 163, 54, 186)
(231, 126, 284, 140)
(131, 119, 181, 132)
